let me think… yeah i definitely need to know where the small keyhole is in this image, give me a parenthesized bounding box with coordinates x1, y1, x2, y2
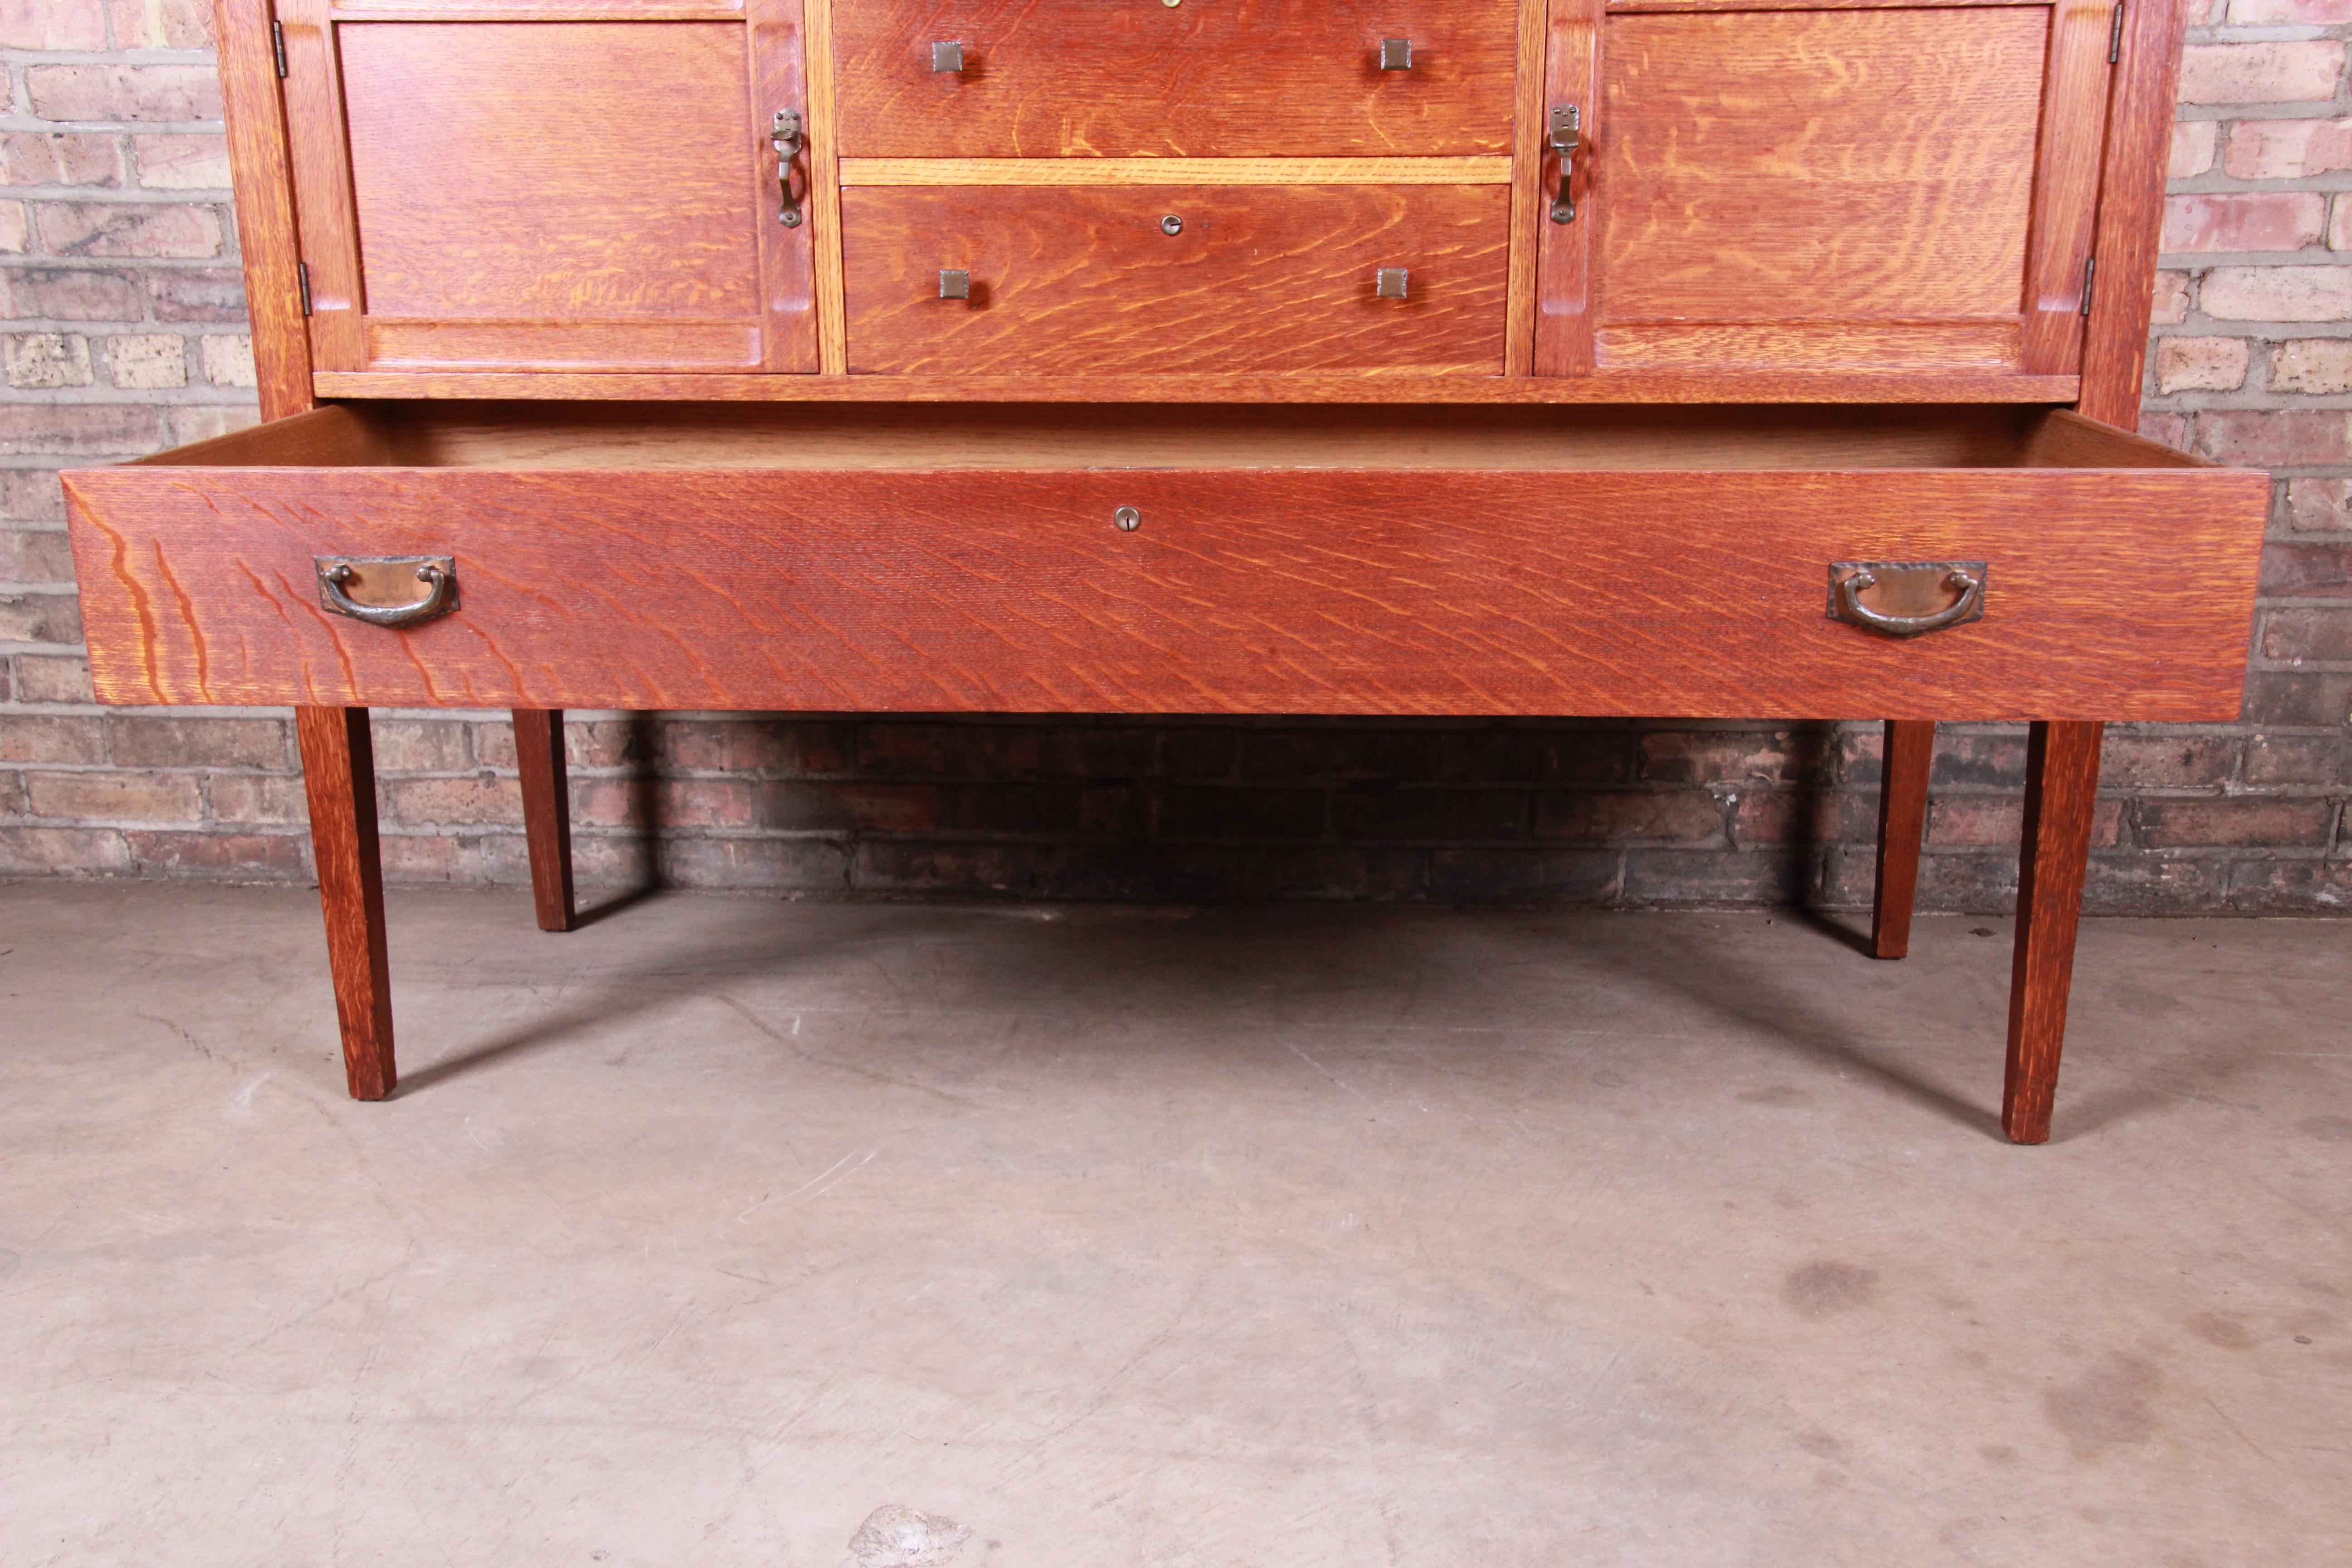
(1161, 215, 1183, 235)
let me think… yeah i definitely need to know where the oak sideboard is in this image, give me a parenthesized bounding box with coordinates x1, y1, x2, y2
(63, 0, 2268, 1141)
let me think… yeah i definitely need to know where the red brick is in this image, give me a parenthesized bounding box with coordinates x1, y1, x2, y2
(105, 715, 286, 769)
(2100, 732, 2239, 788)
(10, 653, 92, 703)
(145, 268, 245, 321)
(2179, 43, 2345, 106)
(103, 0, 212, 48)
(164, 406, 258, 445)
(1156, 785, 1323, 840)
(1328, 785, 1526, 842)
(0, 825, 129, 873)
(0, 589, 84, 642)
(2245, 734, 2352, 784)
(131, 133, 229, 191)
(2263, 604, 2352, 660)
(951, 781, 1088, 835)
(36, 202, 222, 260)
(1239, 728, 1441, 783)
(2155, 335, 2249, 393)
(25, 770, 201, 822)
(2141, 798, 2337, 848)
(0, 132, 124, 188)
(2162, 192, 2325, 254)
(2171, 120, 2217, 180)
(2150, 271, 2191, 327)
(381, 774, 523, 826)
(2139, 412, 2190, 447)
(0, 715, 104, 764)
(2194, 409, 2352, 466)
(0, 266, 142, 321)
(0, 527, 75, 583)
(858, 722, 1045, 778)
(2260, 541, 2352, 595)
(2286, 477, 2352, 530)
(1929, 730, 2028, 788)
(0, 0, 106, 49)
(127, 830, 307, 878)
(475, 716, 647, 771)
(572, 775, 754, 829)
(2200, 265, 2352, 322)
(2228, 0, 2352, 20)
(2229, 118, 2352, 182)
(1440, 725, 1630, 784)
(660, 718, 849, 775)
(2270, 338, 2352, 394)
(1638, 728, 1813, 784)
(0, 470, 64, 523)
(0, 403, 156, 457)
(1536, 790, 1725, 845)
(1728, 789, 1866, 848)
(1622, 850, 1811, 906)
(0, 769, 19, 813)
(1929, 796, 2126, 848)
(2242, 671, 2352, 725)
(25, 65, 223, 124)
(206, 773, 306, 825)
(367, 718, 470, 772)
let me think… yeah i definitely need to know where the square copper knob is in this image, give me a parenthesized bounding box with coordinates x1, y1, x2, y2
(939, 269, 972, 300)
(931, 40, 965, 72)
(1379, 37, 1412, 70)
(1376, 268, 1410, 299)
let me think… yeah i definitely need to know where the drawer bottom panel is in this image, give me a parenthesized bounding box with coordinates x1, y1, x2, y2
(68, 466, 2262, 720)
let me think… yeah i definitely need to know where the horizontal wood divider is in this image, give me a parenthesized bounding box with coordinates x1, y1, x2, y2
(837, 158, 1517, 187)
(311, 371, 2084, 403)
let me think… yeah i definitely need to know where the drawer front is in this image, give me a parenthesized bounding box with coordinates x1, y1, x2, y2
(842, 184, 1512, 375)
(833, 0, 1520, 158)
(68, 465, 2264, 720)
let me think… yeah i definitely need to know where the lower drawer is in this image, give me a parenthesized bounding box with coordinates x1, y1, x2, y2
(840, 184, 1511, 375)
(64, 403, 2267, 720)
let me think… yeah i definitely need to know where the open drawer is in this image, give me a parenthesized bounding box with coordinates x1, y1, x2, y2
(64, 402, 2268, 721)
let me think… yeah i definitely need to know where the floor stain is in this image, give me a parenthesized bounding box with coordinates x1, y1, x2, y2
(2187, 1312, 2257, 1350)
(2043, 1353, 2161, 1460)
(2296, 1114, 2352, 1142)
(1740, 1086, 1812, 1107)
(847, 1505, 970, 1568)
(1793, 1430, 1846, 1459)
(1784, 1261, 1878, 1318)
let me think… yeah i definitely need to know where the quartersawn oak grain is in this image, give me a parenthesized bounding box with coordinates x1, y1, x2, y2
(841, 184, 1512, 375)
(833, 0, 1520, 158)
(68, 437, 2265, 722)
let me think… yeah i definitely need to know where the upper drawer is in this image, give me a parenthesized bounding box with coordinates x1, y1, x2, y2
(832, 0, 1521, 157)
(841, 183, 1512, 375)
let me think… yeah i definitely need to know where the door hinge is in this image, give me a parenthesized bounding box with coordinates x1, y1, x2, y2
(2081, 255, 2096, 318)
(2108, 2, 2124, 64)
(271, 18, 288, 77)
(297, 260, 312, 316)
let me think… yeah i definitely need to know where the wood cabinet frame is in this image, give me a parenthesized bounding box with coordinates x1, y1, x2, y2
(153, 0, 2209, 1144)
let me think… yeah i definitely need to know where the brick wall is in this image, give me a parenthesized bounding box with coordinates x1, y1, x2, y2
(2, 2, 2347, 912)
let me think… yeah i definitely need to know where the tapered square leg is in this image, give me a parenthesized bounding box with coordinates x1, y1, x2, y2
(1871, 719, 1936, 960)
(295, 705, 395, 1100)
(2003, 720, 2104, 1144)
(512, 708, 575, 933)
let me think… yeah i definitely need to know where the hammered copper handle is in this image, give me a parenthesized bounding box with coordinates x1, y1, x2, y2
(319, 559, 456, 629)
(1834, 567, 1984, 638)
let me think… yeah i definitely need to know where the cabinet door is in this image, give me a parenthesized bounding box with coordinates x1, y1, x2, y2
(1537, 1, 2114, 380)
(279, 1, 816, 374)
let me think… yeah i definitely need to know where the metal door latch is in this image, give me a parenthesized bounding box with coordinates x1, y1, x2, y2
(772, 108, 805, 227)
(1549, 105, 1581, 224)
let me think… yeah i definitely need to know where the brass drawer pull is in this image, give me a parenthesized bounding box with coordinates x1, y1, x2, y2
(771, 108, 805, 228)
(316, 555, 457, 630)
(1828, 560, 1987, 638)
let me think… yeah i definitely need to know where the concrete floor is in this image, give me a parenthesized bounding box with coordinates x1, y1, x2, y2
(0, 884, 2346, 1568)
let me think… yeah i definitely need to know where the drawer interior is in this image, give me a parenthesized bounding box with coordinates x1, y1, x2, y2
(152, 403, 2210, 475)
